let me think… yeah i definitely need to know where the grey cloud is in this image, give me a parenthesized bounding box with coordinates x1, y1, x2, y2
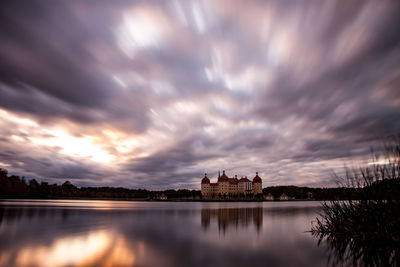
(0, 1, 153, 132)
(0, 2, 114, 107)
(0, 0, 399, 188)
(0, 136, 108, 184)
(219, 129, 274, 152)
(291, 139, 359, 163)
(127, 135, 220, 174)
(0, 150, 98, 181)
(0, 82, 101, 124)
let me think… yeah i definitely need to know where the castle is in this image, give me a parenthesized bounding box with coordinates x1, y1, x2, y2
(201, 170, 262, 198)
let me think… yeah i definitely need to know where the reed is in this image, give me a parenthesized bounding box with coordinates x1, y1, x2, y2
(311, 135, 400, 266)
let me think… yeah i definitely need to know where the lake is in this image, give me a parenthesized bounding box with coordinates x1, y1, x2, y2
(0, 200, 329, 267)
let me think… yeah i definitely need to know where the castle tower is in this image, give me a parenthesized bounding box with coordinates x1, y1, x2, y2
(252, 172, 262, 195)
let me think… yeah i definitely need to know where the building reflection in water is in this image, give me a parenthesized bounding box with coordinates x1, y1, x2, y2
(201, 207, 263, 233)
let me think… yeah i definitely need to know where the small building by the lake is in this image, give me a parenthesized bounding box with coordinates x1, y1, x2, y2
(279, 193, 289, 200)
(265, 193, 274, 201)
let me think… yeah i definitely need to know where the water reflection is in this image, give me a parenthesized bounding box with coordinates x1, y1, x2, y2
(319, 235, 399, 267)
(314, 222, 400, 266)
(201, 207, 263, 233)
(0, 230, 136, 267)
(0, 201, 328, 267)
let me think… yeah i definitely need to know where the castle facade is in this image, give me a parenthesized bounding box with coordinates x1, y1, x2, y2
(201, 170, 262, 197)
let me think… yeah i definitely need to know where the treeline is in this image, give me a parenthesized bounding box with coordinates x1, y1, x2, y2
(263, 179, 400, 200)
(0, 168, 200, 200)
(263, 186, 359, 200)
(2, 168, 399, 201)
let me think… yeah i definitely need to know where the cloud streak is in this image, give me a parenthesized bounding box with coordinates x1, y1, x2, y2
(0, 0, 399, 188)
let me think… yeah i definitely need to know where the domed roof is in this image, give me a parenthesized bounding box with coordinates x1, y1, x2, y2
(219, 170, 229, 182)
(253, 172, 262, 183)
(201, 173, 210, 184)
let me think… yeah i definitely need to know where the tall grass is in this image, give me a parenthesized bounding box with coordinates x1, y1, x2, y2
(311, 136, 400, 266)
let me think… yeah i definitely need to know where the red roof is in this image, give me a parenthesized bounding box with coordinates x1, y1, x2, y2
(253, 172, 262, 183)
(201, 177, 210, 184)
(228, 178, 238, 184)
(238, 177, 251, 182)
(201, 174, 210, 184)
(218, 170, 229, 182)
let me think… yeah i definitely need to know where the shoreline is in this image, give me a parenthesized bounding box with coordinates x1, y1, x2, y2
(0, 197, 327, 202)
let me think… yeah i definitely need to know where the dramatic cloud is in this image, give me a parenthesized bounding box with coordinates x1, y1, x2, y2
(0, 0, 399, 189)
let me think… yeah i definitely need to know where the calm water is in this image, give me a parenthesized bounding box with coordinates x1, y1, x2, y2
(0, 200, 329, 267)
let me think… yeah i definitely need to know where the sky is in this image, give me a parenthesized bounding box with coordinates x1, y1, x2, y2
(0, 0, 399, 189)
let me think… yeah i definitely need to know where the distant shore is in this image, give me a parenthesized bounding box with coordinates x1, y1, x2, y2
(0, 197, 335, 202)
(2, 167, 399, 201)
